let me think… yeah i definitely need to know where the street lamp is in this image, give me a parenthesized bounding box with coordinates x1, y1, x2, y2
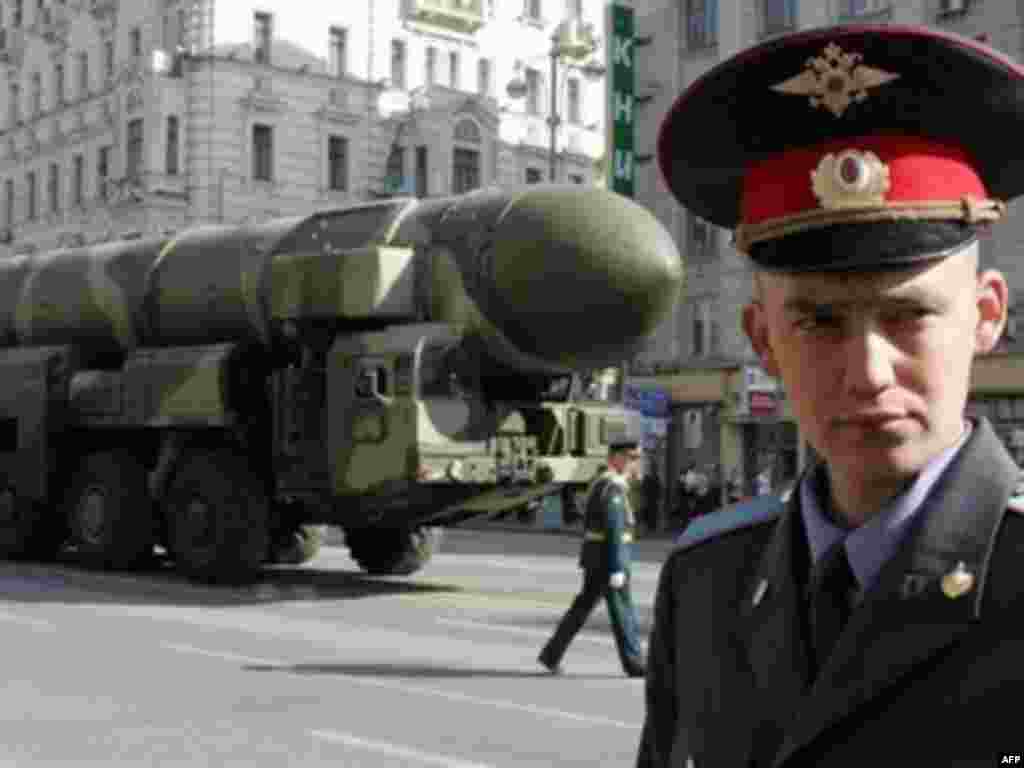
(505, 18, 605, 182)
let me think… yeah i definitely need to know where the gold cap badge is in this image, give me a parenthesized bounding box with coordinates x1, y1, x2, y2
(940, 561, 975, 600)
(811, 149, 891, 209)
(771, 42, 900, 118)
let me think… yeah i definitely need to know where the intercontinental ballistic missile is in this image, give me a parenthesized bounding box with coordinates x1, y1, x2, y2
(2, 185, 682, 372)
(0, 185, 683, 584)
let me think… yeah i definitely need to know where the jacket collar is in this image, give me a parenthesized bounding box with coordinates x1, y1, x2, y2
(762, 417, 1019, 765)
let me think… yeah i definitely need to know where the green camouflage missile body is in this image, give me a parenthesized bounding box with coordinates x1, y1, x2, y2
(0, 186, 683, 582)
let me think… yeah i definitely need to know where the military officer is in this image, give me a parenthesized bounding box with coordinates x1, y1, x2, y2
(539, 439, 646, 677)
(638, 25, 1024, 767)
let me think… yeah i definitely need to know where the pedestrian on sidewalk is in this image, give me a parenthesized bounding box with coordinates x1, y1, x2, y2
(539, 440, 646, 678)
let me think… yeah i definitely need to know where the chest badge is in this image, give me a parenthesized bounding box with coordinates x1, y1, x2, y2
(940, 561, 975, 599)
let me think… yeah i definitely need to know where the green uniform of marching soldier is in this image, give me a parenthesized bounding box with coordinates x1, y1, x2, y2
(539, 440, 646, 678)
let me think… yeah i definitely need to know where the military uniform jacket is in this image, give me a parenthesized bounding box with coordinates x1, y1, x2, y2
(637, 418, 1024, 768)
(579, 473, 634, 575)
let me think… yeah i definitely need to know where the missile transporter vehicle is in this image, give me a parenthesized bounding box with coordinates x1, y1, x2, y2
(0, 185, 682, 583)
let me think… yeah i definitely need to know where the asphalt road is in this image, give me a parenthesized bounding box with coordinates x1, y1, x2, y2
(0, 526, 678, 767)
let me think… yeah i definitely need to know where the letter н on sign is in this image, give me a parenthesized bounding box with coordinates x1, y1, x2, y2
(605, 2, 635, 198)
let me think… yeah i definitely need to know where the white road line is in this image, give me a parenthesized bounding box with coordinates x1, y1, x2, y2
(163, 642, 640, 730)
(436, 617, 614, 646)
(162, 642, 279, 666)
(311, 729, 494, 768)
(0, 608, 56, 631)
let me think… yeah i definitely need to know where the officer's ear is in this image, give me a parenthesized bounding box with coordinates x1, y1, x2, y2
(975, 268, 1009, 354)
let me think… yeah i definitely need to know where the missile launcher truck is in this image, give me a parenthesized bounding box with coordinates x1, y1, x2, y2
(0, 185, 682, 583)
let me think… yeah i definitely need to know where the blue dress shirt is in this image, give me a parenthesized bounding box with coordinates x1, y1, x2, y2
(800, 422, 972, 598)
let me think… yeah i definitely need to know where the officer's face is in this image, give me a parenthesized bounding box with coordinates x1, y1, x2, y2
(743, 246, 1007, 489)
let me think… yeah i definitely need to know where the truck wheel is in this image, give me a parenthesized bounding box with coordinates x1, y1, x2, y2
(65, 452, 155, 570)
(0, 484, 65, 561)
(346, 526, 442, 576)
(267, 524, 324, 566)
(164, 450, 270, 584)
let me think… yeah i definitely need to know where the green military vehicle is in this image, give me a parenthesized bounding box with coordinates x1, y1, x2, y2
(0, 185, 682, 583)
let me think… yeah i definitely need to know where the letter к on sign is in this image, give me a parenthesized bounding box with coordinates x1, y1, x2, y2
(605, 2, 634, 198)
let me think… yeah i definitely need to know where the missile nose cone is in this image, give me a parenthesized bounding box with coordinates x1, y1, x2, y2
(489, 186, 683, 369)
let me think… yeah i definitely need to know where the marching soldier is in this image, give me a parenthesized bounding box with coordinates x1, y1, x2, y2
(639, 24, 1024, 767)
(539, 440, 646, 678)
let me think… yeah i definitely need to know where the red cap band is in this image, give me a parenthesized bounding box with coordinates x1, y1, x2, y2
(741, 135, 989, 227)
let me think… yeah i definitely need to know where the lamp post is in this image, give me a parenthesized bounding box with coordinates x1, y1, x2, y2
(506, 18, 604, 183)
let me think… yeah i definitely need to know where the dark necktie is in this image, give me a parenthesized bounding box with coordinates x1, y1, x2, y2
(808, 539, 856, 676)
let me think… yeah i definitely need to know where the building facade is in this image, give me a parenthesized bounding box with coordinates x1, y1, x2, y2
(0, 0, 608, 255)
(629, 0, 1024, 518)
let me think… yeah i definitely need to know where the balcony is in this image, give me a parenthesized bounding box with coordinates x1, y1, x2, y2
(405, 0, 485, 35)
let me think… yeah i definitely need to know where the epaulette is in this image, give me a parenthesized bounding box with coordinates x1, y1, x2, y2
(673, 494, 786, 552)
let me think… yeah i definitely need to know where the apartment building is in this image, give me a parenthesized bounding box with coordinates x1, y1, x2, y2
(0, 0, 607, 254)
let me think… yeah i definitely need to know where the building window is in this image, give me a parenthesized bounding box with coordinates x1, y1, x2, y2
(54, 62, 64, 107)
(48, 162, 59, 214)
(125, 118, 144, 182)
(252, 123, 273, 181)
(131, 26, 142, 57)
(524, 0, 542, 21)
(425, 46, 437, 86)
(525, 67, 541, 115)
(452, 148, 480, 194)
(840, 0, 889, 16)
(762, 0, 796, 37)
(253, 12, 271, 64)
(689, 212, 715, 262)
(328, 135, 348, 192)
(26, 171, 36, 221)
(391, 39, 406, 90)
(566, 77, 581, 124)
(13, 0, 22, 27)
(72, 154, 83, 206)
(525, 167, 543, 184)
(686, 0, 717, 49)
(103, 40, 115, 81)
(449, 50, 460, 89)
(31, 72, 41, 116)
(98, 146, 110, 199)
(329, 26, 347, 78)
(77, 52, 89, 98)
(415, 145, 428, 197)
(569, 173, 584, 184)
(165, 116, 179, 176)
(385, 145, 405, 194)
(477, 58, 491, 98)
(8, 84, 18, 126)
(4, 179, 13, 228)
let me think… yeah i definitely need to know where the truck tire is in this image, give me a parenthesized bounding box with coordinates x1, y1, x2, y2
(0, 484, 65, 561)
(164, 450, 270, 584)
(64, 452, 156, 570)
(267, 524, 323, 566)
(345, 526, 442, 576)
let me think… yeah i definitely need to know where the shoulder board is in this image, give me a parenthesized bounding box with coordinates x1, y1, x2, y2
(673, 495, 785, 552)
